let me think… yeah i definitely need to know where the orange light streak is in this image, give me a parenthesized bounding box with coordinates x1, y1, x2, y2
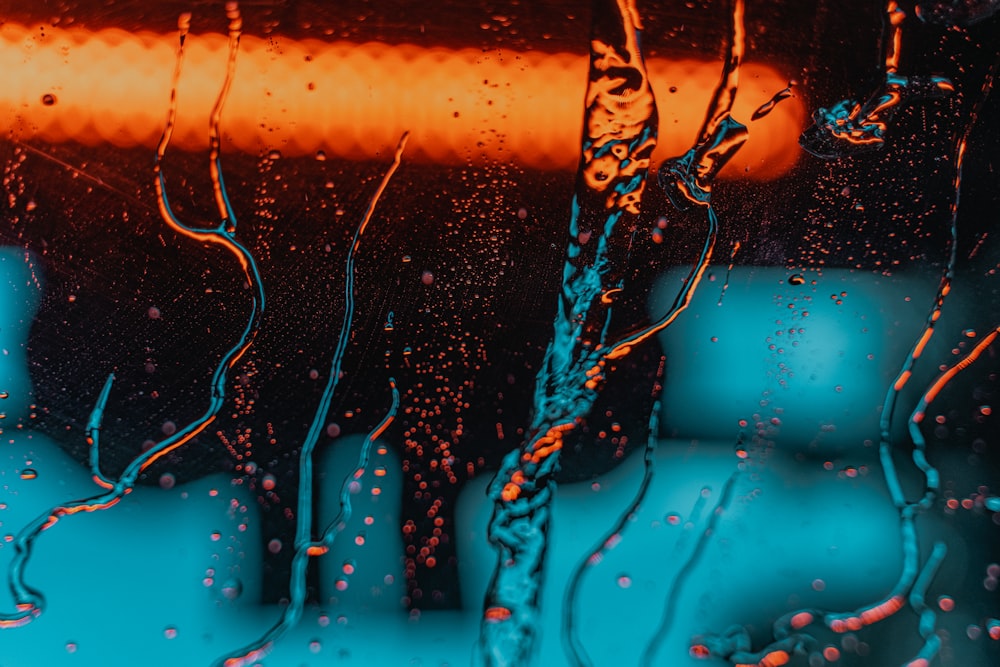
(894, 369, 912, 392)
(140, 414, 217, 470)
(0, 23, 802, 177)
(829, 594, 905, 633)
(885, 2, 905, 73)
(91, 474, 114, 490)
(735, 650, 791, 667)
(921, 326, 1000, 406)
(484, 606, 512, 622)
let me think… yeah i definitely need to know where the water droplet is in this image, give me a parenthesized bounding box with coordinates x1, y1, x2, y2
(65, 642, 77, 653)
(268, 538, 282, 554)
(41, 93, 57, 106)
(20, 469, 37, 480)
(267, 149, 282, 160)
(309, 639, 322, 653)
(159, 473, 176, 489)
(0, 392, 8, 399)
(163, 626, 177, 639)
(221, 577, 243, 601)
(326, 423, 341, 438)
(262, 473, 276, 491)
(617, 574, 632, 588)
(788, 273, 805, 285)
(148, 306, 161, 319)
(421, 270, 434, 285)
(161, 420, 177, 436)
(315, 150, 326, 161)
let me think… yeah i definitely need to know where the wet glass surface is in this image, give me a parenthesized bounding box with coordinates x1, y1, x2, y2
(0, 1, 998, 665)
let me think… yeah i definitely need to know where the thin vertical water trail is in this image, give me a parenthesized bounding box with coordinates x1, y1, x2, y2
(717, 240, 741, 306)
(642, 472, 741, 667)
(800, 0, 954, 159)
(561, 359, 665, 667)
(690, 326, 999, 667)
(694, 59, 997, 667)
(313, 379, 400, 548)
(87, 372, 117, 488)
(476, 1, 659, 664)
(657, 0, 748, 213)
(0, 3, 265, 630)
(608, 0, 750, 365)
(538, 1, 748, 662)
(215, 132, 408, 667)
(901, 326, 1000, 663)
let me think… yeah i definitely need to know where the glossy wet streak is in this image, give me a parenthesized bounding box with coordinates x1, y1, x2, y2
(215, 133, 408, 667)
(476, 1, 659, 664)
(0, 3, 265, 631)
(696, 52, 998, 667)
(562, 358, 665, 666)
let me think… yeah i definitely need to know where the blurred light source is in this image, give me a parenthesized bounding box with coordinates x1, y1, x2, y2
(0, 23, 802, 177)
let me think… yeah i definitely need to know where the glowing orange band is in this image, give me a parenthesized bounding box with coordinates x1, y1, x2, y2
(1, 23, 802, 177)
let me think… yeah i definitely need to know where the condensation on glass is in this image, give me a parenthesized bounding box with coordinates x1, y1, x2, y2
(0, 1, 997, 666)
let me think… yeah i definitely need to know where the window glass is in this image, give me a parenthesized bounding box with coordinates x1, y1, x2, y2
(1, 1, 998, 665)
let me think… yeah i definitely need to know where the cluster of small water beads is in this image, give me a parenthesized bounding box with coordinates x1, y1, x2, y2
(0, 2, 265, 631)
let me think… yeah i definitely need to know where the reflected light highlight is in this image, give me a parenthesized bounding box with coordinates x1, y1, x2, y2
(0, 23, 802, 177)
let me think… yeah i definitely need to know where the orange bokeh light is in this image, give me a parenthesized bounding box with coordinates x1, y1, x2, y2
(1, 23, 803, 177)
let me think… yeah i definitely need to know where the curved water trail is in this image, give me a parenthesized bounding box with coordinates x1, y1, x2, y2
(643, 472, 740, 666)
(1, 4, 265, 629)
(561, 360, 664, 667)
(695, 54, 997, 667)
(215, 132, 408, 667)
